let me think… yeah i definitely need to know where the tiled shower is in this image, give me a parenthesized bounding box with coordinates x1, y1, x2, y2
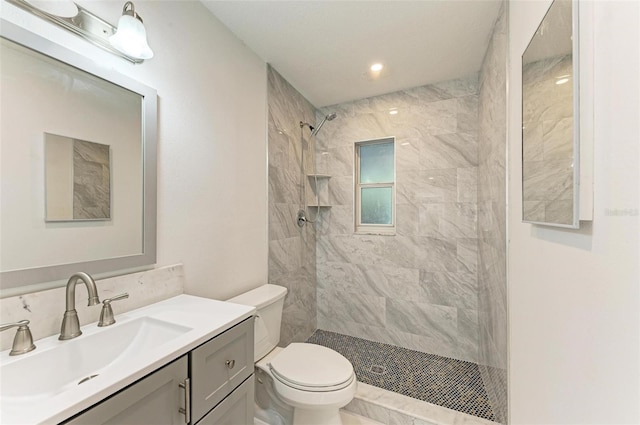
(267, 3, 507, 423)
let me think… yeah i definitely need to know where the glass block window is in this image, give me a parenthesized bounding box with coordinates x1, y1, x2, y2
(355, 138, 395, 234)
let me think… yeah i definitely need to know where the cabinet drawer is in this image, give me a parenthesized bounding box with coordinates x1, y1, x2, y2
(195, 376, 254, 425)
(190, 317, 254, 423)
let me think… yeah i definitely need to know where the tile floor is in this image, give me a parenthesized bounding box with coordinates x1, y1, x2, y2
(306, 330, 496, 422)
(255, 411, 383, 425)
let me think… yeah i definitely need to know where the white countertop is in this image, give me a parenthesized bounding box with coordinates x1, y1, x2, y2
(0, 294, 255, 424)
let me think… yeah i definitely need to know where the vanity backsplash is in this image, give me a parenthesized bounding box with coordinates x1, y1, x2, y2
(0, 265, 185, 352)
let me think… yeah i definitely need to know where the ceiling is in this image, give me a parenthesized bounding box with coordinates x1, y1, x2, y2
(203, 1, 502, 108)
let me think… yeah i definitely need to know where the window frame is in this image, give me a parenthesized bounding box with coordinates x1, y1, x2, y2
(354, 137, 396, 235)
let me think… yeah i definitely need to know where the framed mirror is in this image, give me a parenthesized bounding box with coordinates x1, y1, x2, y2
(0, 20, 157, 293)
(522, 0, 580, 228)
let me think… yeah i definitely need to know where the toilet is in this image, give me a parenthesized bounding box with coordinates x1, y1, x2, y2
(228, 284, 356, 425)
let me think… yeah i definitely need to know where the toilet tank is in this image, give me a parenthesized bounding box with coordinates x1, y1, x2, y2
(227, 284, 287, 361)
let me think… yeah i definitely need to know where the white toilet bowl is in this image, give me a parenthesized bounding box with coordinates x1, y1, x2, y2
(256, 344, 357, 425)
(228, 284, 357, 425)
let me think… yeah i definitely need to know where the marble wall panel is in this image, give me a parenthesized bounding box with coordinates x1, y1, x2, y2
(328, 176, 353, 206)
(457, 167, 478, 203)
(414, 236, 459, 272)
(269, 203, 302, 241)
(386, 299, 457, 345)
(457, 238, 479, 274)
(411, 75, 479, 104)
(397, 169, 458, 205)
(395, 142, 421, 176)
(457, 307, 480, 361)
(315, 75, 481, 363)
(318, 261, 421, 301)
(0, 265, 185, 351)
(396, 203, 420, 236)
(476, 2, 508, 423)
(419, 133, 478, 170)
(72, 139, 111, 220)
(420, 271, 478, 311)
(317, 205, 352, 236)
(321, 288, 387, 328)
(267, 66, 317, 345)
(522, 54, 574, 224)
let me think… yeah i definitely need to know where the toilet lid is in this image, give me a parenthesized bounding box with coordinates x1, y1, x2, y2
(269, 343, 354, 389)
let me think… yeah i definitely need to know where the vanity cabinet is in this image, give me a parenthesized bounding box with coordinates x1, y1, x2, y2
(63, 317, 254, 425)
(196, 377, 254, 425)
(64, 357, 188, 425)
(190, 316, 254, 423)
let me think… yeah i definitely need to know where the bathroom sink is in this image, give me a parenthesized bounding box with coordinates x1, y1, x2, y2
(0, 294, 256, 425)
(0, 316, 191, 401)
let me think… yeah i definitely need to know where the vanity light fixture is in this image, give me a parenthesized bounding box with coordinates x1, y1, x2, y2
(27, 0, 77, 17)
(5, 0, 153, 63)
(109, 2, 154, 60)
(370, 63, 384, 72)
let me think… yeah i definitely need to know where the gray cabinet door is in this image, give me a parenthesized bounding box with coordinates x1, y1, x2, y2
(196, 377, 254, 425)
(64, 356, 188, 425)
(190, 317, 254, 423)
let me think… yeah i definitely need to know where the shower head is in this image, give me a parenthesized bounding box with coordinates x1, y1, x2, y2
(311, 112, 337, 136)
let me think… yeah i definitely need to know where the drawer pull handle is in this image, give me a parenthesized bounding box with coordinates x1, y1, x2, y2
(178, 378, 191, 424)
(225, 359, 236, 369)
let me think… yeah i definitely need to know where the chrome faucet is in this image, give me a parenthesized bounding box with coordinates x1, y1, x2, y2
(59, 272, 100, 340)
(0, 320, 36, 355)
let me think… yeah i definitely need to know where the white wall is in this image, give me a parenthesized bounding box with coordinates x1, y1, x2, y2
(0, 1, 268, 301)
(509, 1, 640, 424)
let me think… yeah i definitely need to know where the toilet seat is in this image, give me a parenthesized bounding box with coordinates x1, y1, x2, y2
(268, 343, 355, 392)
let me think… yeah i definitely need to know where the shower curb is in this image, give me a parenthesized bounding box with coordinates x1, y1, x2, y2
(344, 382, 502, 425)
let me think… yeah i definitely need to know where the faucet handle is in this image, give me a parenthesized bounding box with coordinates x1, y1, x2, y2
(98, 293, 129, 327)
(1, 320, 36, 356)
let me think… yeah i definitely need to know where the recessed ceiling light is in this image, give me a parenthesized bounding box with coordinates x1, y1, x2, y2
(389, 108, 398, 115)
(556, 78, 569, 85)
(370, 63, 383, 72)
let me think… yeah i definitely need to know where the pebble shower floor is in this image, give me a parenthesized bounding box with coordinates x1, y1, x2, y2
(306, 330, 496, 422)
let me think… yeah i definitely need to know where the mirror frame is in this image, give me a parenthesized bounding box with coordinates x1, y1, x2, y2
(0, 20, 157, 292)
(521, 0, 580, 228)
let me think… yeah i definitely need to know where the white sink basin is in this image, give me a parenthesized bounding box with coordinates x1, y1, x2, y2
(0, 294, 255, 425)
(0, 316, 191, 401)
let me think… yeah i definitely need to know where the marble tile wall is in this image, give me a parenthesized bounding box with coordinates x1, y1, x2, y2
(73, 139, 111, 220)
(0, 265, 184, 352)
(267, 66, 318, 345)
(476, 2, 508, 423)
(314, 76, 481, 363)
(522, 55, 574, 224)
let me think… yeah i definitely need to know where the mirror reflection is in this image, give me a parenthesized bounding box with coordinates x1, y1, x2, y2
(45, 134, 112, 221)
(0, 24, 156, 292)
(522, 0, 578, 227)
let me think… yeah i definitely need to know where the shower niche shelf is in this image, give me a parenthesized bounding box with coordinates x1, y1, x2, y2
(306, 174, 331, 209)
